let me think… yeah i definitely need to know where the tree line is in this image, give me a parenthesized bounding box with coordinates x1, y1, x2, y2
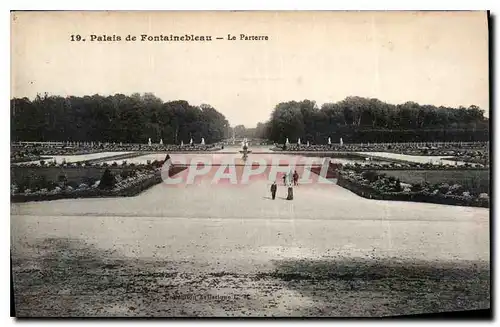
(264, 97, 489, 143)
(11, 93, 230, 144)
(231, 123, 267, 139)
(11, 94, 490, 144)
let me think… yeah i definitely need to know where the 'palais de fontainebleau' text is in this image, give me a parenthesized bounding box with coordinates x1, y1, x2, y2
(70, 34, 270, 42)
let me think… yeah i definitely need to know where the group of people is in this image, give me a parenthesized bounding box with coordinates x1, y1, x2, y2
(282, 170, 299, 186)
(270, 170, 300, 200)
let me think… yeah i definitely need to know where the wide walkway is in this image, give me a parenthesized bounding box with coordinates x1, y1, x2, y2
(11, 166, 490, 317)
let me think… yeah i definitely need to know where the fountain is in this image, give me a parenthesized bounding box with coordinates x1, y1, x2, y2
(340, 137, 343, 147)
(148, 138, 152, 146)
(201, 138, 205, 145)
(239, 137, 252, 160)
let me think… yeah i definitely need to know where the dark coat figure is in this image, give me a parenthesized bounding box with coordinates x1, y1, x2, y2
(282, 174, 287, 185)
(293, 171, 299, 186)
(270, 182, 277, 200)
(287, 186, 294, 200)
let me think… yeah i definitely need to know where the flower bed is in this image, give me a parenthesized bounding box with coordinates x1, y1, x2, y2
(11, 143, 222, 156)
(13, 157, 167, 169)
(337, 170, 489, 208)
(271, 142, 488, 155)
(11, 155, 52, 164)
(343, 161, 487, 171)
(10, 165, 176, 202)
(447, 154, 489, 166)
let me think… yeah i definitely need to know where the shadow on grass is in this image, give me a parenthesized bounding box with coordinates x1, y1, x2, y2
(11, 237, 491, 317)
(11, 238, 248, 317)
(255, 257, 490, 317)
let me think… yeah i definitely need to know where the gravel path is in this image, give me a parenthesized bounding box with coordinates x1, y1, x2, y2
(11, 173, 490, 317)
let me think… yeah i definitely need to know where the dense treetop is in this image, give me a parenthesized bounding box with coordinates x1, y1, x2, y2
(11, 93, 230, 144)
(264, 97, 489, 143)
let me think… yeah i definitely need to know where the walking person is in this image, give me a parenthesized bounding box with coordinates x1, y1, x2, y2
(270, 181, 277, 200)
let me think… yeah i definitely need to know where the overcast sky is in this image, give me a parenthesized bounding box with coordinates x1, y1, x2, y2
(11, 11, 489, 127)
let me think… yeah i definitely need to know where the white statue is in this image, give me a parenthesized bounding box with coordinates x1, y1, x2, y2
(307, 141, 310, 147)
(328, 137, 332, 145)
(181, 140, 184, 146)
(285, 138, 290, 146)
(148, 138, 152, 146)
(201, 138, 205, 145)
(160, 139, 163, 145)
(298, 138, 301, 145)
(340, 137, 344, 146)
(190, 138, 193, 145)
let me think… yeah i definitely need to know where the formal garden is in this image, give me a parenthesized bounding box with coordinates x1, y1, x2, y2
(10, 155, 187, 202)
(337, 169, 489, 208)
(271, 142, 488, 164)
(11, 143, 222, 162)
(342, 161, 487, 170)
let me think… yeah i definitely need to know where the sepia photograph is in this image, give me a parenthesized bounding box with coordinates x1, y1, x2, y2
(10, 10, 490, 318)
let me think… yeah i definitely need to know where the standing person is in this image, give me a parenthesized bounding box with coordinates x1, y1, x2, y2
(270, 181, 277, 200)
(282, 172, 287, 186)
(293, 170, 299, 186)
(287, 184, 294, 200)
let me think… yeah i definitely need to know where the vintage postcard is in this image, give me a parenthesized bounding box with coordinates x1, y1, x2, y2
(10, 11, 490, 318)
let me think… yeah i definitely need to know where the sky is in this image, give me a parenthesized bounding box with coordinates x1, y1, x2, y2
(11, 11, 489, 127)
